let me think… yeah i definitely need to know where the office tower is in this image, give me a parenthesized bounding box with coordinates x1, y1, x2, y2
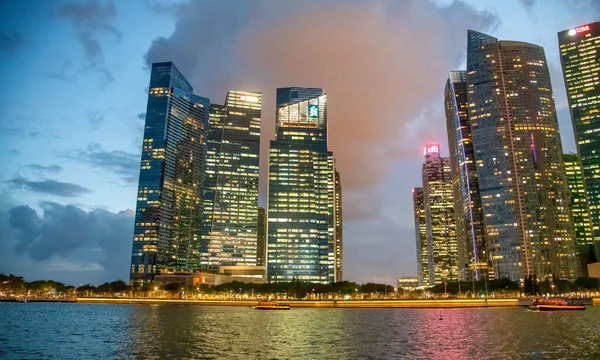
(421, 145, 458, 285)
(130, 62, 209, 283)
(558, 22, 600, 260)
(467, 30, 579, 281)
(267, 87, 335, 283)
(412, 187, 428, 286)
(257, 207, 266, 266)
(445, 71, 487, 281)
(334, 169, 343, 282)
(201, 91, 262, 270)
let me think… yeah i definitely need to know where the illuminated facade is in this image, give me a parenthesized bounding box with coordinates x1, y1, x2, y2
(467, 30, 579, 281)
(558, 22, 600, 260)
(130, 62, 209, 283)
(267, 87, 337, 283)
(201, 91, 262, 270)
(421, 145, 458, 285)
(412, 187, 428, 286)
(334, 169, 343, 281)
(563, 154, 594, 248)
(257, 207, 266, 266)
(445, 70, 487, 281)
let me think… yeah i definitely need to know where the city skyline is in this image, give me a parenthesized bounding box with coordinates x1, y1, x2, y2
(1, 0, 599, 286)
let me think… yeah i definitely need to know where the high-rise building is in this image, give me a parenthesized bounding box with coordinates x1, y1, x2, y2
(444, 70, 487, 281)
(257, 207, 266, 267)
(267, 87, 336, 283)
(412, 187, 428, 286)
(421, 145, 458, 285)
(558, 22, 600, 260)
(467, 30, 579, 281)
(130, 62, 209, 283)
(201, 91, 262, 270)
(334, 169, 343, 282)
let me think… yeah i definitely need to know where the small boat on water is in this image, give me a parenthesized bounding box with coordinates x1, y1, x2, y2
(252, 301, 291, 310)
(527, 298, 585, 311)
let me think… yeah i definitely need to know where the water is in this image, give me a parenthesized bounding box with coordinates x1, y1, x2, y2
(1, 303, 599, 359)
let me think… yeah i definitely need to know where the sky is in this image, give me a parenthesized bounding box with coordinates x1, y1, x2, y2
(0, 0, 598, 286)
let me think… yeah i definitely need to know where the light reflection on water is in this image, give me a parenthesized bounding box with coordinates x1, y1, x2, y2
(1, 303, 599, 359)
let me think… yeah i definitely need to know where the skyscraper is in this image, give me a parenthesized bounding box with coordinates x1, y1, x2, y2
(267, 87, 336, 283)
(201, 91, 262, 270)
(257, 207, 266, 267)
(334, 169, 343, 282)
(412, 187, 428, 286)
(444, 70, 487, 281)
(467, 30, 579, 281)
(563, 153, 594, 273)
(558, 22, 600, 260)
(421, 145, 458, 285)
(130, 62, 209, 283)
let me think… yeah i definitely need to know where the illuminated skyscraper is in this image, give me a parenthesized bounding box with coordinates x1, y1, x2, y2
(467, 30, 579, 281)
(334, 169, 343, 282)
(257, 207, 266, 267)
(267, 87, 337, 283)
(412, 187, 428, 286)
(201, 91, 262, 270)
(558, 22, 600, 260)
(130, 62, 209, 283)
(421, 145, 458, 285)
(445, 70, 487, 281)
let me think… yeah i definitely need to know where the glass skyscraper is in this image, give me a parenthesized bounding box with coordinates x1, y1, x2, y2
(130, 62, 209, 283)
(558, 22, 600, 260)
(421, 145, 458, 285)
(412, 187, 428, 286)
(334, 169, 343, 282)
(267, 87, 337, 283)
(201, 91, 262, 270)
(467, 30, 579, 281)
(444, 70, 487, 281)
(257, 207, 266, 267)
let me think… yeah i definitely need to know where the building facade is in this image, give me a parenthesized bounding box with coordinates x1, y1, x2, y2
(422, 145, 458, 285)
(412, 187, 428, 286)
(201, 91, 262, 270)
(558, 22, 600, 260)
(444, 70, 487, 282)
(467, 30, 579, 281)
(334, 169, 343, 282)
(267, 87, 336, 283)
(257, 207, 266, 267)
(130, 62, 209, 283)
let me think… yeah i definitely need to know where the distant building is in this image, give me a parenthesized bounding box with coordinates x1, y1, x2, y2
(397, 277, 419, 291)
(267, 87, 337, 283)
(130, 62, 210, 284)
(201, 91, 262, 270)
(467, 30, 579, 281)
(412, 187, 428, 286)
(334, 170, 343, 282)
(154, 269, 266, 287)
(558, 22, 600, 261)
(421, 145, 458, 285)
(257, 207, 266, 267)
(444, 70, 487, 282)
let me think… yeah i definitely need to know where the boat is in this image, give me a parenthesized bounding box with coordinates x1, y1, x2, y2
(527, 298, 585, 311)
(253, 301, 291, 310)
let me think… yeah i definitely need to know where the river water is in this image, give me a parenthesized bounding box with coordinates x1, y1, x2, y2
(1, 303, 599, 359)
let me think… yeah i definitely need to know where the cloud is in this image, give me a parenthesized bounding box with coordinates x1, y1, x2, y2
(137, 112, 146, 120)
(1, 201, 133, 284)
(24, 164, 63, 174)
(0, 30, 23, 54)
(64, 143, 139, 183)
(88, 110, 104, 127)
(6, 176, 93, 198)
(56, 0, 120, 86)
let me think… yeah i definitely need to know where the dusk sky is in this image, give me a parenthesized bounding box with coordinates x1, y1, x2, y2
(0, 0, 598, 286)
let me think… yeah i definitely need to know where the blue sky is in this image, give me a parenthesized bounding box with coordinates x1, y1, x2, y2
(0, 0, 597, 285)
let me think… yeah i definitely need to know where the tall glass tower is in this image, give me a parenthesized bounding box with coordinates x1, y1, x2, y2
(130, 62, 209, 283)
(201, 91, 262, 270)
(412, 187, 428, 286)
(421, 145, 458, 285)
(467, 30, 579, 281)
(558, 22, 600, 260)
(334, 169, 343, 282)
(444, 70, 487, 281)
(267, 87, 336, 283)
